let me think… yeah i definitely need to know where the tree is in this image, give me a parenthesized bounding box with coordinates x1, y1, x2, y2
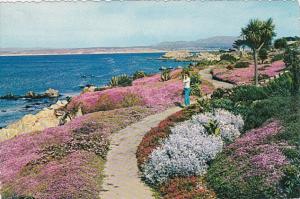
(241, 18, 276, 85)
(258, 48, 268, 64)
(284, 45, 300, 95)
(232, 39, 247, 58)
(274, 38, 287, 49)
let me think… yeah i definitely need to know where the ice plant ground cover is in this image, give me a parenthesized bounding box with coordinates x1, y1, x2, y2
(0, 106, 153, 198)
(207, 120, 290, 199)
(212, 61, 285, 85)
(67, 70, 184, 113)
(207, 74, 300, 198)
(142, 109, 243, 185)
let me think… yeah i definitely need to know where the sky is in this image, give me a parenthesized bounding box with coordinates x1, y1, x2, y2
(0, 1, 299, 49)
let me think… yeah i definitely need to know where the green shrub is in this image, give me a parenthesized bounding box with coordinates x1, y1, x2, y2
(259, 48, 268, 64)
(229, 85, 268, 103)
(264, 73, 292, 96)
(133, 71, 147, 80)
(235, 61, 250, 68)
(271, 54, 284, 62)
(281, 164, 300, 198)
(274, 38, 288, 49)
(195, 60, 218, 68)
(161, 69, 171, 81)
(190, 84, 202, 97)
(211, 88, 232, 99)
(211, 98, 235, 112)
(243, 97, 287, 130)
(109, 74, 132, 87)
(203, 119, 220, 136)
(220, 54, 237, 63)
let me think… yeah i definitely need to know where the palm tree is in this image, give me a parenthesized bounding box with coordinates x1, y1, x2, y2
(232, 39, 247, 58)
(241, 18, 276, 85)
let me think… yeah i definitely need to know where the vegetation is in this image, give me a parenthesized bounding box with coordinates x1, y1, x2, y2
(284, 44, 300, 95)
(232, 39, 247, 58)
(161, 69, 171, 81)
(234, 61, 250, 68)
(220, 53, 237, 63)
(274, 38, 288, 49)
(190, 73, 202, 96)
(133, 70, 147, 80)
(109, 74, 132, 87)
(241, 18, 276, 85)
(271, 53, 284, 62)
(258, 48, 268, 63)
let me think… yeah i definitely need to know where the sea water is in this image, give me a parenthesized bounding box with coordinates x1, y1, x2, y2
(0, 53, 182, 127)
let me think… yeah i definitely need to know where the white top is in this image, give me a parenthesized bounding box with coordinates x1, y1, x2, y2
(183, 77, 190, 88)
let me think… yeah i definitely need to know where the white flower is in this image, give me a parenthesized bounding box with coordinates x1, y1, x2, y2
(142, 109, 244, 185)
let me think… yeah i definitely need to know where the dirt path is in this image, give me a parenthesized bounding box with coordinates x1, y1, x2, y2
(199, 67, 234, 89)
(100, 106, 181, 199)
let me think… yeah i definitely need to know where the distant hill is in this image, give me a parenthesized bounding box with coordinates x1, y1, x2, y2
(0, 36, 238, 56)
(153, 36, 239, 50)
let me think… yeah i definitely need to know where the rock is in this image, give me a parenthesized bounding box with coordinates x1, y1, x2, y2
(25, 91, 38, 98)
(0, 99, 71, 142)
(83, 85, 97, 93)
(44, 88, 59, 98)
(162, 50, 193, 60)
(194, 52, 221, 61)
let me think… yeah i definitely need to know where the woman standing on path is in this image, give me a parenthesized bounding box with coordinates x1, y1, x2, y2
(183, 73, 191, 106)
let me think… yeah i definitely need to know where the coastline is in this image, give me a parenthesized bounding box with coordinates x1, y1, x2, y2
(0, 49, 166, 57)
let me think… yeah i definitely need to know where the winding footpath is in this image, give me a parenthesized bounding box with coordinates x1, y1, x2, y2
(100, 68, 234, 199)
(199, 67, 234, 89)
(100, 106, 181, 199)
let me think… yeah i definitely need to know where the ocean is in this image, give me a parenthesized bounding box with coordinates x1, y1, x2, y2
(0, 53, 182, 128)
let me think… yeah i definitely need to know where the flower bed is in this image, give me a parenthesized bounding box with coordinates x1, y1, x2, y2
(0, 106, 152, 198)
(212, 61, 285, 85)
(137, 108, 243, 198)
(68, 70, 183, 113)
(142, 109, 243, 185)
(207, 120, 289, 199)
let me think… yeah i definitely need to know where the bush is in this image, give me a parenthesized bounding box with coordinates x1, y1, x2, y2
(271, 54, 284, 62)
(235, 61, 250, 68)
(161, 69, 171, 81)
(220, 54, 237, 63)
(259, 48, 268, 64)
(196, 60, 219, 68)
(229, 85, 268, 103)
(109, 74, 132, 87)
(190, 84, 201, 97)
(133, 71, 147, 80)
(243, 97, 287, 130)
(274, 38, 288, 49)
(190, 73, 202, 97)
(142, 109, 243, 184)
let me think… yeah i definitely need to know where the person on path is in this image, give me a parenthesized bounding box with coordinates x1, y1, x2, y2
(183, 73, 191, 106)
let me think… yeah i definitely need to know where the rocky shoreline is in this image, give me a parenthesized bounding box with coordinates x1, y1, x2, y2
(0, 100, 82, 142)
(0, 88, 60, 100)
